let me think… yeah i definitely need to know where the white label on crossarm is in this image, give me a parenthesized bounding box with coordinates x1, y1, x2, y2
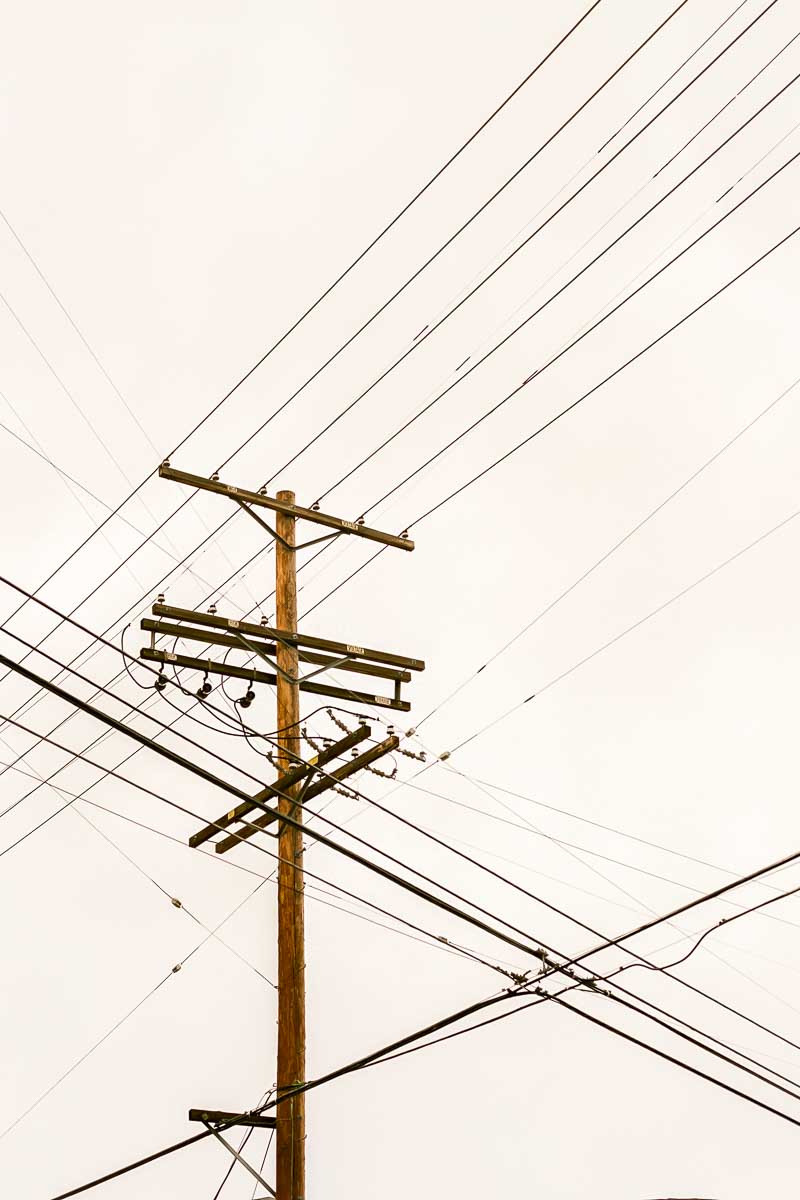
(346, 645, 364, 654)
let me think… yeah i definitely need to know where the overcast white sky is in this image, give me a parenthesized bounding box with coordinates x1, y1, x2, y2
(2, 0, 800, 1196)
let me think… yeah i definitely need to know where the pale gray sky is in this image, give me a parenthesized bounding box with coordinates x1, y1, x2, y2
(2, 1, 800, 1197)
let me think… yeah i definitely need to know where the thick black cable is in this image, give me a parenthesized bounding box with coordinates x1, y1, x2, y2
(4, 638, 788, 1097)
(8, 587, 800, 1071)
(46, 956, 800, 1200)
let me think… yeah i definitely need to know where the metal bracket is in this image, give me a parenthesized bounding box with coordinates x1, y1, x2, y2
(202, 1121, 276, 1197)
(237, 499, 342, 551)
(234, 629, 355, 687)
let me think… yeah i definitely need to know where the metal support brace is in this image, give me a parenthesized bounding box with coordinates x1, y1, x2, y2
(238, 499, 340, 551)
(203, 1121, 277, 1196)
(234, 629, 354, 686)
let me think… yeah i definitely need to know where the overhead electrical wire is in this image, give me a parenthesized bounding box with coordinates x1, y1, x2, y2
(418, 369, 800, 728)
(5, 640, 800, 1103)
(0, 877, 270, 1145)
(300, 180, 800, 620)
(10, 11, 800, 1190)
(449, 503, 800, 756)
(0, 0, 763, 762)
(6, 700, 800, 1152)
(232, 0, 697, 487)
(0, 0, 603, 687)
(9, 28, 788, 793)
(310, 12, 799, 509)
(0, 0, 705, 737)
(9, 574, 800, 1020)
(6, 496, 800, 1080)
(364, 138, 800, 523)
(0, 0, 786, 1036)
(44, 940, 800, 1200)
(5, 580, 794, 1000)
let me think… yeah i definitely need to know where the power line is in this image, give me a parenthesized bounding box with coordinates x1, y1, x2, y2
(243, 0, 695, 488)
(0, 4, 770, 769)
(418, 370, 800, 727)
(0, 0, 602, 685)
(369, 140, 800, 524)
(325, 43, 800, 513)
(6, 638, 800, 1102)
(451, 503, 800, 754)
(44, 954, 800, 1200)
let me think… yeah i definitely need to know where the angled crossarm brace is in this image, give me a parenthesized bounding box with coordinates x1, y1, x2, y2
(236, 498, 342, 551)
(234, 629, 358, 687)
(203, 1121, 276, 1197)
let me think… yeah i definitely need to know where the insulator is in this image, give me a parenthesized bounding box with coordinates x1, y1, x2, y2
(155, 673, 168, 693)
(258, 486, 268, 496)
(208, 603, 217, 615)
(161, 459, 170, 469)
(260, 615, 269, 627)
(356, 517, 365, 526)
(400, 530, 410, 540)
(156, 592, 165, 604)
(311, 501, 321, 512)
(211, 471, 220, 482)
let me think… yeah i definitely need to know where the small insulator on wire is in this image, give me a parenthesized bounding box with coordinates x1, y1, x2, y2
(258, 486, 268, 496)
(170, 897, 182, 909)
(211, 471, 220, 482)
(311, 501, 321, 512)
(239, 687, 256, 710)
(260, 615, 269, 627)
(208, 603, 217, 616)
(171, 963, 182, 974)
(400, 530, 410, 540)
(438, 750, 451, 761)
(155, 672, 168, 693)
(196, 675, 212, 698)
(356, 516, 365, 526)
(156, 592, 165, 605)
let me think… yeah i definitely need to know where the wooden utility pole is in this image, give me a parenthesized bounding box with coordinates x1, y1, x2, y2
(275, 491, 305, 1200)
(160, 464, 423, 1196)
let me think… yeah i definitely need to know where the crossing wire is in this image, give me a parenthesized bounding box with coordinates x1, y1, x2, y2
(0, 0, 753, 769)
(0, 0, 702, 738)
(0, 0, 603, 673)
